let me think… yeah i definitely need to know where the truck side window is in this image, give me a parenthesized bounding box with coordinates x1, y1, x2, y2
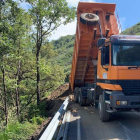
(105, 45, 109, 65)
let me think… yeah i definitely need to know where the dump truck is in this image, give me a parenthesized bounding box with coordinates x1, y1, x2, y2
(69, 2, 140, 122)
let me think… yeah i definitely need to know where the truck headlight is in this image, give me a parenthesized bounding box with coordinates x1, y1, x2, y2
(116, 101, 127, 105)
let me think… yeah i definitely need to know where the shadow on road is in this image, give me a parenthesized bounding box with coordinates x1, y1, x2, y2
(67, 101, 140, 140)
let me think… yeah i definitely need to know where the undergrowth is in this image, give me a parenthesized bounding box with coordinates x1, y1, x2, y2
(0, 101, 48, 140)
(0, 121, 37, 140)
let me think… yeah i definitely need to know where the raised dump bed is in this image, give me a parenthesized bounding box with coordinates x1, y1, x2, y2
(69, 2, 119, 91)
(70, 2, 140, 122)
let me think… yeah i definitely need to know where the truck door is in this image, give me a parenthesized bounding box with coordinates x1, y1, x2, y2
(97, 44, 111, 84)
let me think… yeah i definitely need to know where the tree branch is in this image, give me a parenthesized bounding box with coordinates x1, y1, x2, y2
(22, 76, 36, 81)
(0, 105, 5, 112)
(0, 91, 4, 104)
(26, 92, 36, 107)
(21, 70, 32, 75)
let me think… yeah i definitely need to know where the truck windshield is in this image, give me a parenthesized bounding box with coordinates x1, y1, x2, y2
(112, 43, 140, 66)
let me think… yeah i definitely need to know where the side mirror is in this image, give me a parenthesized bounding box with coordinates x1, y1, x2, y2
(101, 47, 106, 66)
(97, 38, 106, 47)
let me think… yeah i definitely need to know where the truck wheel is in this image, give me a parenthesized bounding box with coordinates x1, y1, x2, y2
(78, 89, 86, 106)
(80, 13, 99, 26)
(98, 95, 110, 122)
(86, 98, 91, 106)
(94, 93, 98, 109)
(74, 88, 79, 103)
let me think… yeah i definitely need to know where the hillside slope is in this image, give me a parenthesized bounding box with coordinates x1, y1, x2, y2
(122, 22, 140, 35)
(51, 23, 140, 82)
(51, 35, 75, 82)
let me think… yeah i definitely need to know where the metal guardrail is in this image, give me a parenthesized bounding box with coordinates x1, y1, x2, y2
(39, 97, 69, 140)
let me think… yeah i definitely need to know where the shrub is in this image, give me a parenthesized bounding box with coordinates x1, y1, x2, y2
(0, 121, 37, 140)
(31, 116, 44, 125)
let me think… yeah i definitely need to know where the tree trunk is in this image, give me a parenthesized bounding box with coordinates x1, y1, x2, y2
(16, 76, 20, 116)
(36, 24, 42, 106)
(16, 41, 21, 116)
(2, 67, 8, 126)
(0, 0, 2, 21)
(36, 49, 40, 105)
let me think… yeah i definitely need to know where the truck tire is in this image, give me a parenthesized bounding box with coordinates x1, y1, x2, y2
(80, 13, 99, 26)
(74, 88, 79, 103)
(86, 98, 91, 106)
(94, 92, 99, 109)
(78, 89, 86, 106)
(94, 67, 97, 83)
(98, 95, 110, 122)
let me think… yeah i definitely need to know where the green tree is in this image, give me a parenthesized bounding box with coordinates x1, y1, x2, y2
(25, 0, 75, 105)
(6, 1, 33, 116)
(0, 1, 13, 126)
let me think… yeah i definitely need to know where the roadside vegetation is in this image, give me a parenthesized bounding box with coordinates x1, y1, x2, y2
(0, 0, 75, 139)
(0, 0, 139, 139)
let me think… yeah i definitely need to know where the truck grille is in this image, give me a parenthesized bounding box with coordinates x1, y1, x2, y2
(118, 80, 140, 95)
(131, 102, 140, 105)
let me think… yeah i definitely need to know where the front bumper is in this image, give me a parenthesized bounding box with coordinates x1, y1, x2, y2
(110, 91, 140, 109)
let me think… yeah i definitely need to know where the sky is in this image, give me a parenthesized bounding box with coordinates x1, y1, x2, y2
(20, 0, 140, 41)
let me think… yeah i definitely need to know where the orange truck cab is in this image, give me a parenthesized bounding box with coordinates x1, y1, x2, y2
(69, 2, 140, 122)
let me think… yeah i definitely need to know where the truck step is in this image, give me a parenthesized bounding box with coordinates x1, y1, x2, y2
(105, 100, 110, 104)
(105, 91, 112, 94)
(106, 109, 116, 113)
(106, 109, 117, 113)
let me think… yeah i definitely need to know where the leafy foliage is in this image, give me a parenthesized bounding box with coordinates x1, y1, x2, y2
(122, 22, 140, 35)
(0, 121, 37, 140)
(24, 0, 75, 105)
(51, 35, 75, 82)
(0, 0, 75, 139)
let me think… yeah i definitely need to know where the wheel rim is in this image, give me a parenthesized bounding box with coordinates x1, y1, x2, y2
(85, 14, 95, 19)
